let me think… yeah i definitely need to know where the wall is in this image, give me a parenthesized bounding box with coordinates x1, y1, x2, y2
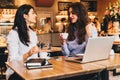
(10, 0, 120, 27)
(14, 0, 80, 46)
(14, 0, 80, 27)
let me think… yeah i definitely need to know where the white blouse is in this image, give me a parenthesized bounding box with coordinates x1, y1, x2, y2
(7, 29, 38, 61)
(6, 29, 38, 79)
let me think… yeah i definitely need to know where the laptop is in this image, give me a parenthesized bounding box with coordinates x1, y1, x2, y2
(65, 36, 114, 63)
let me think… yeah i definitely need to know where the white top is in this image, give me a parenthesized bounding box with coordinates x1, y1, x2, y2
(6, 29, 38, 79)
(7, 29, 38, 61)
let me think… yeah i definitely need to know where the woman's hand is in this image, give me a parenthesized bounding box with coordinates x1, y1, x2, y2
(59, 33, 68, 45)
(23, 46, 39, 62)
(28, 46, 39, 56)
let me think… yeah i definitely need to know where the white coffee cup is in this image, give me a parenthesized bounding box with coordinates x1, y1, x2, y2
(60, 33, 68, 39)
(39, 52, 50, 59)
(110, 49, 114, 56)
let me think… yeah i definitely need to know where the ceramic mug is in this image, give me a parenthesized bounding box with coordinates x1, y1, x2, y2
(60, 33, 68, 39)
(40, 52, 50, 59)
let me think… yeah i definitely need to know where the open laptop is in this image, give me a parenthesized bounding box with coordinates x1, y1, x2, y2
(65, 36, 114, 63)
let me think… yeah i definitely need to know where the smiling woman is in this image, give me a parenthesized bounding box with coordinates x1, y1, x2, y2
(6, 4, 39, 80)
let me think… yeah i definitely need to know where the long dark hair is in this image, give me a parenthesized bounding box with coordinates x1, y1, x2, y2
(12, 4, 34, 46)
(67, 2, 89, 44)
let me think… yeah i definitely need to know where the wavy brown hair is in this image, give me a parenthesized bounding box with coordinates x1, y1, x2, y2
(67, 2, 90, 44)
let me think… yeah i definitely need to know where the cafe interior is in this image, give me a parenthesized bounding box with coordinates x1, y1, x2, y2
(1, 0, 120, 80)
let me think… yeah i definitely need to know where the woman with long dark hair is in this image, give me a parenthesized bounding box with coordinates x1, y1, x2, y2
(60, 2, 98, 57)
(6, 4, 39, 80)
(60, 3, 109, 80)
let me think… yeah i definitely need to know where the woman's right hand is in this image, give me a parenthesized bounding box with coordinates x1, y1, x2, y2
(59, 33, 68, 45)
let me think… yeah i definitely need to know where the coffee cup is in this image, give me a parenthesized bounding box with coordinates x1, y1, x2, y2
(60, 33, 68, 39)
(39, 52, 50, 59)
(110, 49, 114, 56)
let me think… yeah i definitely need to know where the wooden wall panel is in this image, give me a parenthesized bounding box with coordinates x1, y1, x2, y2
(35, 0, 55, 7)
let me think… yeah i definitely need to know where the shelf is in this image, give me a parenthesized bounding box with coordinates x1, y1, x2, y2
(56, 15, 68, 22)
(0, 23, 14, 26)
(0, 6, 18, 9)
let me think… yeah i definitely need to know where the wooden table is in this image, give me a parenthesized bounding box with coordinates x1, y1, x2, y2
(114, 41, 120, 45)
(6, 57, 105, 80)
(90, 54, 120, 70)
(90, 53, 120, 77)
(6, 54, 120, 80)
